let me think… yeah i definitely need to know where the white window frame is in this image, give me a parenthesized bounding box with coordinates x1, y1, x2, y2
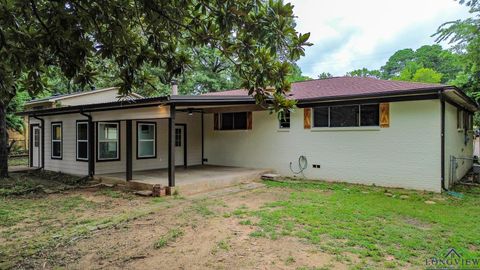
(97, 122, 119, 161)
(137, 122, 156, 158)
(279, 110, 291, 129)
(76, 122, 89, 161)
(51, 122, 62, 159)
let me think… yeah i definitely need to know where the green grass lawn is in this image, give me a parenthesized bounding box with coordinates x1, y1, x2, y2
(2, 172, 480, 269)
(239, 180, 480, 269)
(8, 156, 29, 167)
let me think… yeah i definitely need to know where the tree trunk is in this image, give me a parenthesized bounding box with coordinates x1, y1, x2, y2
(0, 101, 9, 178)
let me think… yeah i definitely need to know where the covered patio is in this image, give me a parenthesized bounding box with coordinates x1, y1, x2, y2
(95, 165, 271, 195)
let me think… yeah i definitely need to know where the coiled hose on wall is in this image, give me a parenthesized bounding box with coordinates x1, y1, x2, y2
(290, 155, 308, 175)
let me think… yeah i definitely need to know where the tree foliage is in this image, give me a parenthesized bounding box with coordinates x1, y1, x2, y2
(286, 63, 311, 83)
(344, 44, 463, 84)
(380, 49, 416, 79)
(379, 45, 462, 82)
(317, 72, 333, 79)
(0, 0, 311, 177)
(346, 68, 381, 78)
(434, 0, 480, 98)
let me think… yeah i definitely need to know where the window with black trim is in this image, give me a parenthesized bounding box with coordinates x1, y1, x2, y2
(51, 122, 62, 159)
(219, 112, 248, 130)
(457, 109, 473, 130)
(77, 122, 88, 161)
(313, 104, 379, 128)
(98, 122, 119, 160)
(279, 110, 291, 129)
(137, 122, 156, 158)
(457, 108, 463, 129)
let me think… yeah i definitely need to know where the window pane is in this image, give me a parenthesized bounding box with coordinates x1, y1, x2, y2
(52, 125, 62, 140)
(77, 123, 88, 140)
(34, 129, 39, 147)
(78, 141, 88, 159)
(330, 105, 359, 127)
(99, 142, 117, 159)
(52, 142, 61, 157)
(313, 107, 328, 127)
(234, 112, 247, 129)
(279, 111, 290, 129)
(221, 113, 234, 130)
(99, 123, 118, 140)
(175, 128, 182, 147)
(360, 104, 379, 126)
(139, 141, 154, 157)
(138, 124, 154, 140)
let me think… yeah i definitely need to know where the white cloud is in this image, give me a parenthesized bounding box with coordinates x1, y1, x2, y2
(290, 0, 471, 77)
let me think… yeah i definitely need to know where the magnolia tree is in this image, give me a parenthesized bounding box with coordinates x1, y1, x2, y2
(0, 0, 311, 177)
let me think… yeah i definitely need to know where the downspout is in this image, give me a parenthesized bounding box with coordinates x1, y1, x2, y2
(439, 90, 448, 191)
(32, 115, 45, 170)
(80, 111, 95, 178)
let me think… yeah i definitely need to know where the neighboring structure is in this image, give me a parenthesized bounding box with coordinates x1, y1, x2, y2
(15, 87, 142, 152)
(20, 77, 477, 192)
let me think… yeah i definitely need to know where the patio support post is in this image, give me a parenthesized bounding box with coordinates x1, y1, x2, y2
(126, 120, 133, 181)
(201, 111, 204, 165)
(168, 105, 176, 187)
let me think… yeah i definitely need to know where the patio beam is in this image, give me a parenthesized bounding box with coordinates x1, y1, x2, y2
(168, 105, 176, 187)
(126, 120, 133, 181)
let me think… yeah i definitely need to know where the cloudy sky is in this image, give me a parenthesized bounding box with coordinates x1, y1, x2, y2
(290, 0, 471, 78)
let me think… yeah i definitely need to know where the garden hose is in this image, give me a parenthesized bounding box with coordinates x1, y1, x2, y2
(290, 155, 308, 175)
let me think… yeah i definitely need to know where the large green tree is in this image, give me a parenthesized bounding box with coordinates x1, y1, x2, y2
(380, 48, 416, 79)
(434, 0, 480, 97)
(379, 45, 462, 82)
(0, 0, 311, 177)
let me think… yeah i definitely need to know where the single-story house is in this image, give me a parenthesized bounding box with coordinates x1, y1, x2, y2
(21, 77, 478, 192)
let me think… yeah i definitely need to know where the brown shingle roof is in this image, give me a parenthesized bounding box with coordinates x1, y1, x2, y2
(202, 76, 445, 101)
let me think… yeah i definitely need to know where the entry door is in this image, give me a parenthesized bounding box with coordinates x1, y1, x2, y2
(174, 126, 185, 166)
(31, 126, 41, 167)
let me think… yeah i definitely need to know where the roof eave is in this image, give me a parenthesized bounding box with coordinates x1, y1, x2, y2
(18, 95, 257, 117)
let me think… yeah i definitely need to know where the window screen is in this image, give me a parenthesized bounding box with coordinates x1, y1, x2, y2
(220, 112, 248, 130)
(313, 107, 329, 127)
(360, 104, 379, 126)
(330, 105, 359, 127)
(313, 104, 379, 128)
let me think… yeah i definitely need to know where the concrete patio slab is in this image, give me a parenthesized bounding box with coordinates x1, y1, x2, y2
(95, 165, 272, 195)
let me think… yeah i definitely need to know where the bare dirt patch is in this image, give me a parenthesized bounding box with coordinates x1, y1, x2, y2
(17, 184, 348, 270)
